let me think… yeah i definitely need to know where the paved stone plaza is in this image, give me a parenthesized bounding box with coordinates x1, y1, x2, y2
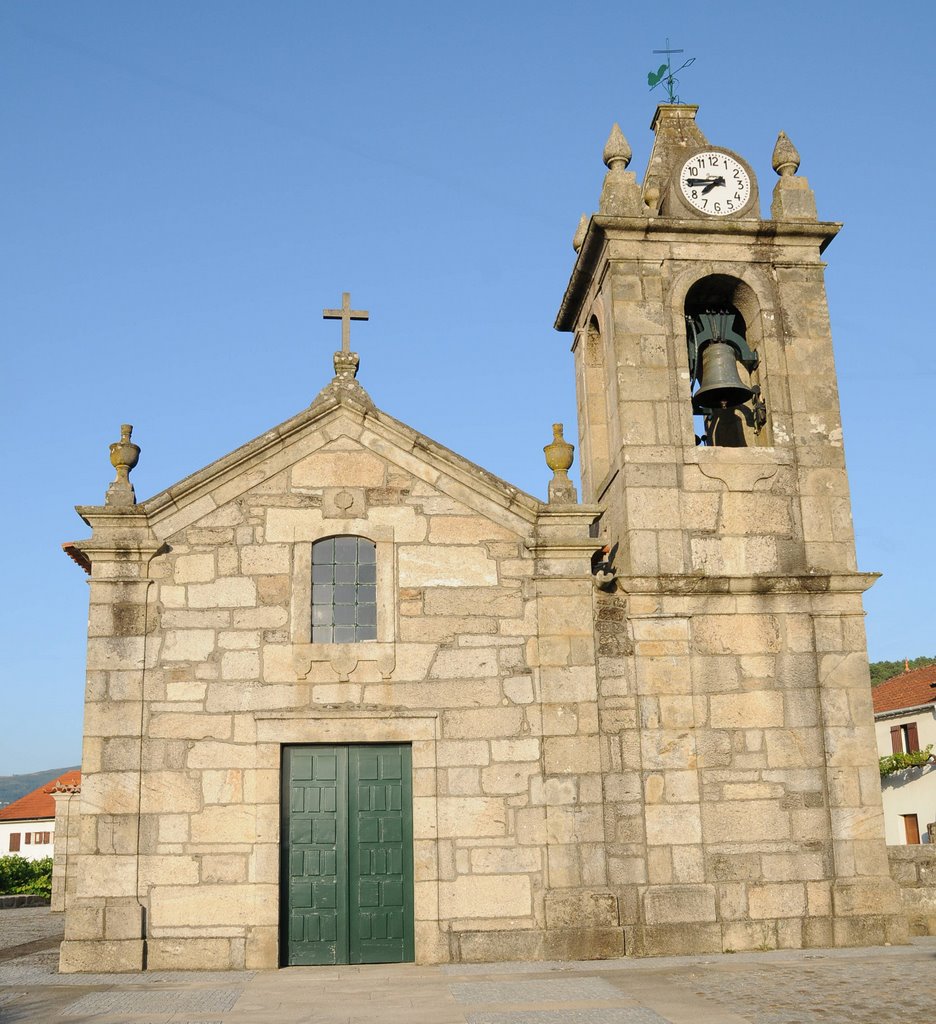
(2, 908, 934, 1023)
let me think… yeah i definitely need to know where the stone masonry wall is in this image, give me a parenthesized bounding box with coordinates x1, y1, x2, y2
(61, 408, 609, 971)
(887, 845, 936, 936)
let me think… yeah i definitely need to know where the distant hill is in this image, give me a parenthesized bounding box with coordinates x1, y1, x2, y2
(0, 766, 80, 809)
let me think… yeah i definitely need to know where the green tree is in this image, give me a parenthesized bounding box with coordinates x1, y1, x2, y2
(0, 856, 53, 898)
(869, 656, 936, 687)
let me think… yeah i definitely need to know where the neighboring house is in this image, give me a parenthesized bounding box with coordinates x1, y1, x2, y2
(0, 770, 81, 862)
(873, 665, 936, 845)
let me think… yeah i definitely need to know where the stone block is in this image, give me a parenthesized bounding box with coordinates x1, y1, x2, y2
(543, 736, 601, 774)
(240, 544, 291, 575)
(540, 666, 598, 703)
(645, 803, 701, 845)
(188, 578, 257, 609)
(436, 797, 506, 837)
(703, 800, 791, 842)
(443, 708, 522, 739)
(428, 516, 517, 543)
(146, 937, 233, 971)
(693, 615, 781, 655)
(150, 884, 278, 927)
(399, 546, 496, 587)
(643, 884, 717, 925)
(709, 690, 784, 729)
(470, 847, 542, 874)
(439, 874, 532, 919)
(490, 738, 540, 762)
(481, 761, 539, 795)
(435, 740, 490, 767)
(429, 648, 499, 679)
(60, 939, 144, 973)
(748, 882, 806, 919)
(292, 449, 385, 487)
(173, 554, 215, 583)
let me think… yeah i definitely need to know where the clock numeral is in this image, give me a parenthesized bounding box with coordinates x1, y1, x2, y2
(714, 202, 721, 213)
(691, 190, 698, 200)
(734, 193, 742, 201)
(700, 198, 708, 209)
(727, 200, 734, 210)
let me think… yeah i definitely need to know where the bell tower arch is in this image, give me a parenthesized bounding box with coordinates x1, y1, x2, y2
(555, 104, 905, 957)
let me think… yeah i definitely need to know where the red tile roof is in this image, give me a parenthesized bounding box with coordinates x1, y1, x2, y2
(872, 664, 936, 715)
(0, 770, 81, 822)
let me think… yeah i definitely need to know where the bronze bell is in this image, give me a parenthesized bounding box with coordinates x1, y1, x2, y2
(692, 340, 755, 412)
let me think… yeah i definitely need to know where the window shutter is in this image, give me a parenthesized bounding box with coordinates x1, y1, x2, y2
(24, 833, 31, 844)
(9, 833, 20, 852)
(907, 722, 920, 753)
(891, 725, 902, 753)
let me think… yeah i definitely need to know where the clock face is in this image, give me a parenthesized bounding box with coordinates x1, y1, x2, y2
(679, 151, 752, 216)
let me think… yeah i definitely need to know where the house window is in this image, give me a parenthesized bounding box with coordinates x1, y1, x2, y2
(902, 813, 921, 845)
(890, 722, 920, 754)
(311, 536, 377, 643)
(9, 833, 20, 852)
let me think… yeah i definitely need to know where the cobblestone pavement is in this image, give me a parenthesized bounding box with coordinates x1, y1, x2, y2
(0, 909, 934, 1024)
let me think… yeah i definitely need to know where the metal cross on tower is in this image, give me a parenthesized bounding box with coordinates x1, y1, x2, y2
(648, 39, 695, 104)
(323, 292, 369, 353)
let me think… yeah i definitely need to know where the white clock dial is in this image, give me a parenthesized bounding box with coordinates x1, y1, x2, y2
(679, 151, 751, 216)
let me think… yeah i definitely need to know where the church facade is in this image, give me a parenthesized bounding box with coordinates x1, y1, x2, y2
(59, 104, 906, 972)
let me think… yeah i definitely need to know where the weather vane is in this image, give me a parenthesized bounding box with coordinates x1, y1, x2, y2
(648, 39, 695, 104)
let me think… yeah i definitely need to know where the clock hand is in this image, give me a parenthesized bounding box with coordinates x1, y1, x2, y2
(701, 176, 726, 195)
(684, 177, 719, 187)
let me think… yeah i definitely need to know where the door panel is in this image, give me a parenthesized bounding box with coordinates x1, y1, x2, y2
(282, 744, 413, 966)
(348, 745, 414, 964)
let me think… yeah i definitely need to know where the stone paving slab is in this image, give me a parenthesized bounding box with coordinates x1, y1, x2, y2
(0, 909, 935, 1024)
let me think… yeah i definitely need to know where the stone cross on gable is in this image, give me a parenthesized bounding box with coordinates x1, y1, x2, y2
(323, 292, 369, 381)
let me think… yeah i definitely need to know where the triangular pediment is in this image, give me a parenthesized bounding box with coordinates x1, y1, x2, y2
(130, 391, 542, 541)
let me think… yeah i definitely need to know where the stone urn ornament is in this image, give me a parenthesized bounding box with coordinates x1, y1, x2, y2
(105, 423, 140, 506)
(544, 423, 577, 505)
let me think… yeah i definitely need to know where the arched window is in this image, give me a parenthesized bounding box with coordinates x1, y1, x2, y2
(311, 536, 377, 643)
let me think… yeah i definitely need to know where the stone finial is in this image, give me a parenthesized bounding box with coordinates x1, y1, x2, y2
(772, 131, 800, 177)
(770, 131, 816, 222)
(105, 424, 140, 506)
(572, 214, 588, 252)
(598, 124, 644, 217)
(544, 423, 578, 505)
(603, 123, 632, 169)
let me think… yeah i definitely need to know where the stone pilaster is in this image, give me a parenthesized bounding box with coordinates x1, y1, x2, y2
(60, 507, 161, 973)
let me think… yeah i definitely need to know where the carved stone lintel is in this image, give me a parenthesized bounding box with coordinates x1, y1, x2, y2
(294, 642, 396, 682)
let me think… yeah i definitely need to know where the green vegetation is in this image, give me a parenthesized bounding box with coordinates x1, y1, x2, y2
(869, 656, 936, 687)
(879, 745, 935, 777)
(0, 855, 53, 898)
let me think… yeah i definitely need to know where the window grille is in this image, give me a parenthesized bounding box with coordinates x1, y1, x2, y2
(311, 536, 377, 643)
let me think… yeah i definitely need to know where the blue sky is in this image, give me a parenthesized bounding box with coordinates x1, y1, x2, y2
(2, 1, 933, 773)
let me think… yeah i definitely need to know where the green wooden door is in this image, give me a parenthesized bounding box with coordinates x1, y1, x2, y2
(282, 744, 413, 966)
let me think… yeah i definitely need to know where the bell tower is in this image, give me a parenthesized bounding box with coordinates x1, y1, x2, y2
(555, 105, 906, 955)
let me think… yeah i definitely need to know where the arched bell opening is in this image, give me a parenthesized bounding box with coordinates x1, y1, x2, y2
(684, 275, 768, 448)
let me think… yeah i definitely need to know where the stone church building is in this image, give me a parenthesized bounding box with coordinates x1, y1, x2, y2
(59, 104, 906, 972)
